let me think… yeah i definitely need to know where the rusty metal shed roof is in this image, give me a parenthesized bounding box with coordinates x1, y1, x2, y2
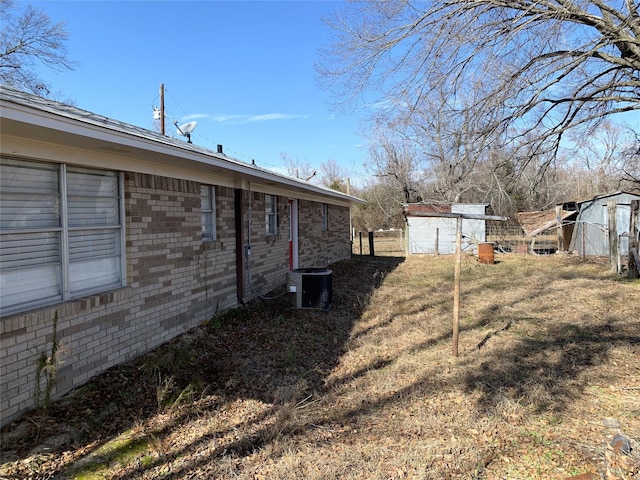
(403, 204, 452, 215)
(516, 209, 577, 237)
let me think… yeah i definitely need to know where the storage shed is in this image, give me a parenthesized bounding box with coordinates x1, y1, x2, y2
(403, 203, 489, 255)
(568, 191, 640, 257)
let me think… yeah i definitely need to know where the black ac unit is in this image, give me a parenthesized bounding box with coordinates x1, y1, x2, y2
(286, 268, 332, 310)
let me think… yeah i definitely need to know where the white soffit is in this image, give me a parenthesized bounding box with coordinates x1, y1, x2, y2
(0, 86, 365, 206)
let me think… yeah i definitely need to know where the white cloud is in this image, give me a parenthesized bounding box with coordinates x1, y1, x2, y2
(182, 113, 211, 120)
(182, 112, 307, 124)
(247, 113, 307, 122)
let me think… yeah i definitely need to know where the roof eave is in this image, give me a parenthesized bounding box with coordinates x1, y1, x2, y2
(0, 87, 365, 205)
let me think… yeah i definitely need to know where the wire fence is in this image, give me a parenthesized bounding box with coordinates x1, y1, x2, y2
(352, 221, 629, 264)
(352, 229, 405, 257)
(485, 222, 558, 254)
(351, 225, 553, 257)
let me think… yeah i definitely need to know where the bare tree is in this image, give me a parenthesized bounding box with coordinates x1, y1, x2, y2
(403, 86, 497, 203)
(368, 126, 425, 203)
(318, 0, 640, 166)
(350, 179, 407, 232)
(568, 121, 640, 192)
(319, 159, 349, 192)
(620, 133, 640, 187)
(280, 152, 317, 182)
(348, 129, 425, 231)
(0, 0, 76, 96)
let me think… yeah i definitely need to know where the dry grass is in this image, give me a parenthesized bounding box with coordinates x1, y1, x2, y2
(353, 231, 405, 256)
(1, 254, 639, 479)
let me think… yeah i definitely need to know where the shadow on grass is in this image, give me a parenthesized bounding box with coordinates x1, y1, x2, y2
(116, 313, 639, 479)
(119, 269, 637, 479)
(460, 262, 640, 413)
(0, 255, 405, 477)
(465, 319, 640, 413)
(4, 254, 637, 479)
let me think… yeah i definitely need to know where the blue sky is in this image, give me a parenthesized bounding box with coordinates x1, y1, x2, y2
(18, 0, 640, 185)
(27, 0, 370, 181)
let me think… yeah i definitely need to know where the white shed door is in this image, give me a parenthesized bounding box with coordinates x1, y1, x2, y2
(407, 204, 488, 255)
(407, 217, 457, 254)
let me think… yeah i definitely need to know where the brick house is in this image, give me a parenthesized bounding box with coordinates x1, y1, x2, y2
(0, 85, 362, 426)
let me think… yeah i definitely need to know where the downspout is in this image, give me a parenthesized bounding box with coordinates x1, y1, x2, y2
(288, 199, 293, 271)
(234, 188, 245, 303)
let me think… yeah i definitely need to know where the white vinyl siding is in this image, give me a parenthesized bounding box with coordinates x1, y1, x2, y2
(0, 158, 125, 315)
(200, 185, 216, 241)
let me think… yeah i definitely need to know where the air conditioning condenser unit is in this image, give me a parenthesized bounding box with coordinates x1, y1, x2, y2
(286, 268, 332, 310)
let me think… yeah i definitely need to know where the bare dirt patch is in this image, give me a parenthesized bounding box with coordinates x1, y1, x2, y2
(1, 254, 639, 479)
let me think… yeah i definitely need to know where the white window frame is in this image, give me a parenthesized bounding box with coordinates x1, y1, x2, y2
(201, 184, 216, 241)
(265, 194, 277, 235)
(321, 203, 329, 231)
(0, 158, 126, 316)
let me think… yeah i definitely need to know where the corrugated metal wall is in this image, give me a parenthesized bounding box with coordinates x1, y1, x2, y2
(569, 192, 639, 256)
(407, 204, 487, 255)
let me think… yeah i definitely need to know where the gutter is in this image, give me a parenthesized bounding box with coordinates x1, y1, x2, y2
(0, 86, 365, 206)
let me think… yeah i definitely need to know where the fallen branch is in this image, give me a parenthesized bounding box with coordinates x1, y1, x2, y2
(477, 320, 513, 350)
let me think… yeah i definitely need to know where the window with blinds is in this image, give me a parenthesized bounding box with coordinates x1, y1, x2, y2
(322, 203, 329, 231)
(265, 194, 277, 235)
(0, 158, 124, 316)
(200, 185, 216, 241)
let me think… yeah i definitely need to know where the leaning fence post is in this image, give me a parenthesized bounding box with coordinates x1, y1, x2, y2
(452, 217, 462, 357)
(608, 200, 618, 273)
(556, 205, 565, 252)
(629, 200, 639, 279)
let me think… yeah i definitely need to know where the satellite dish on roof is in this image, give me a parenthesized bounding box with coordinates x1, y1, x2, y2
(175, 121, 197, 143)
